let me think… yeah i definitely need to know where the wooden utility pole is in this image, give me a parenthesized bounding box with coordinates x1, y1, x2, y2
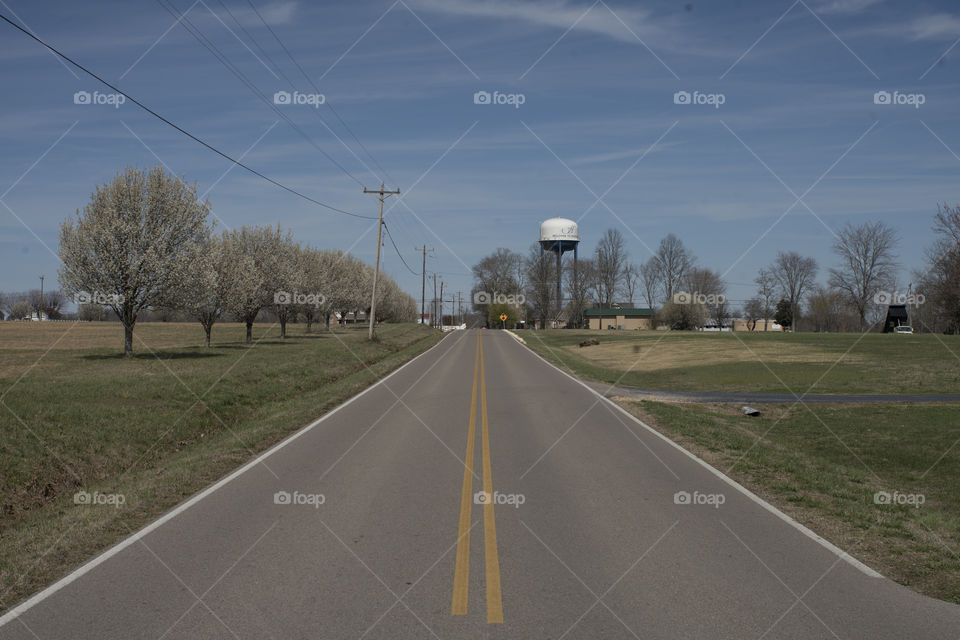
(439, 280, 445, 329)
(38, 275, 44, 319)
(363, 183, 400, 340)
(415, 245, 434, 325)
(432, 274, 438, 328)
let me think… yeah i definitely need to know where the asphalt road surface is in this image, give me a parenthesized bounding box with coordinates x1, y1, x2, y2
(2, 330, 958, 639)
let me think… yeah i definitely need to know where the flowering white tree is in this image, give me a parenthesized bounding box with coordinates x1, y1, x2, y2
(261, 227, 299, 339)
(174, 233, 238, 347)
(221, 226, 273, 344)
(58, 166, 211, 356)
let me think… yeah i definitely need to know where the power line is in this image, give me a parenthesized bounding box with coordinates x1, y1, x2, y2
(153, 0, 366, 187)
(244, 0, 397, 187)
(218, 0, 388, 186)
(383, 223, 420, 275)
(0, 11, 374, 219)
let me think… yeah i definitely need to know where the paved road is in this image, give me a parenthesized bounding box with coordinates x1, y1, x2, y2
(2, 330, 958, 639)
(587, 383, 960, 404)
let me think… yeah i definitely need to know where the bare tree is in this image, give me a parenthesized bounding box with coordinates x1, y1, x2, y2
(743, 298, 763, 331)
(654, 234, 694, 303)
(828, 221, 899, 331)
(639, 258, 661, 310)
(524, 244, 554, 329)
(472, 248, 523, 304)
(754, 267, 777, 331)
(770, 251, 818, 332)
(58, 166, 211, 356)
(565, 258, 594, 328)
(9, 300, 32, 320)
(684, 267, 727, 329)
(595, 228, 627, 308)
(622, 262, 639, 305)
(917, 203, 960, 333)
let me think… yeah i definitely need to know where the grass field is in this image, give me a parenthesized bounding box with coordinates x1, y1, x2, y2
(0, 320, 442, 610)
(523, 329, 960, 394)
(624, 400, 960, 603)
(519, 328, 960, 602)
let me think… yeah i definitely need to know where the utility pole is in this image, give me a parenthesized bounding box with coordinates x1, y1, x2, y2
(415, 245, 434, 325)
(439, 280, 445, 330)
(363, 183, 400, 340)
(432, 274, 438, 329)
(38, 275, 44, 320)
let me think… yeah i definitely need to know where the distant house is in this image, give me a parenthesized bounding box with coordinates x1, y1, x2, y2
(584, 307, 655, 330)
(882, 305, 909, 333)
(732, 318, 783, 332)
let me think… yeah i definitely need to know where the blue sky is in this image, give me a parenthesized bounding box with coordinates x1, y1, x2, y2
(2, 0, 959, 308)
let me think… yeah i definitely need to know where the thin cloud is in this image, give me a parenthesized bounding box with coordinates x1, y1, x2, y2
(408, 0, 667, 45)
(212, 0, 298, 28)
(813, 0, 885, 15)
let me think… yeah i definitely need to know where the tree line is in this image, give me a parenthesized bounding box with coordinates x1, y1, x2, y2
(470, 205, 960, 334)
(22, 165, 417, 356)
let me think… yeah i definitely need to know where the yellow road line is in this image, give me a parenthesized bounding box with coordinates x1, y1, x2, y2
(451, 331, 480, 615)
(479, 335, 504, 624)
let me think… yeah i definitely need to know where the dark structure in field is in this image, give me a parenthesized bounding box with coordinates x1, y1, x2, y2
(882, 305, 909, 333)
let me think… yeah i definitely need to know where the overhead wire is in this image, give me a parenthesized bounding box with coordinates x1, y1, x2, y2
(243, 0, 397, 187)
(382, 222, 420, 275)
(153, 0, 366, 187)
(0, 12, 375, 219)
(216, 0, 388, 187)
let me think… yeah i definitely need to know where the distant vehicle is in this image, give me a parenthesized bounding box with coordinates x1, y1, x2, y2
(893, 326, 914, 334)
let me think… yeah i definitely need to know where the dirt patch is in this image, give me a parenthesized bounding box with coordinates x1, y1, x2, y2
(567, 339, 866, 373)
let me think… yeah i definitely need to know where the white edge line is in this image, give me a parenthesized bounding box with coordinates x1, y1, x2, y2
(0, 331, 454, 627)
(505, 332, 883, 579)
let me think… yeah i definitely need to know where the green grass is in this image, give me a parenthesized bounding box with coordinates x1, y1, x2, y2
(0, 321, 443, 611)
(522, 329, 960, 394)
(623, 400, 960, 603)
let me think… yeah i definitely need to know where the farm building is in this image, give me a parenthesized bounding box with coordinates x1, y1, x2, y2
(584, 307, 655, 330)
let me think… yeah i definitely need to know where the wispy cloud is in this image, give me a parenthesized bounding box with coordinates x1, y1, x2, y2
(571, 141, 683, 166)
(902, 12, 960, 40)
(812, 0, 885, 15)
(211, 0, 298, 28)
(409, 0, 653, 42)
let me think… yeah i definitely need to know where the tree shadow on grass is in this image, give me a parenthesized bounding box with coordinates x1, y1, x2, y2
(81, 350, 226, 361)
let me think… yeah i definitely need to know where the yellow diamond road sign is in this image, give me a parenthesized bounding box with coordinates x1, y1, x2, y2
(499, 313, 507, 322)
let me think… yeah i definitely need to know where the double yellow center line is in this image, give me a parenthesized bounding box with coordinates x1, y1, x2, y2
(451, 330, 503, 623)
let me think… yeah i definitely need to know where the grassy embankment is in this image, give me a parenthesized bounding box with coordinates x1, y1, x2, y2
(523, 329, 960, 603)
(0, 321, 443, 610)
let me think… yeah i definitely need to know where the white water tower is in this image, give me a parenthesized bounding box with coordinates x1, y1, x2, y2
(539, 218, 580, 322)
